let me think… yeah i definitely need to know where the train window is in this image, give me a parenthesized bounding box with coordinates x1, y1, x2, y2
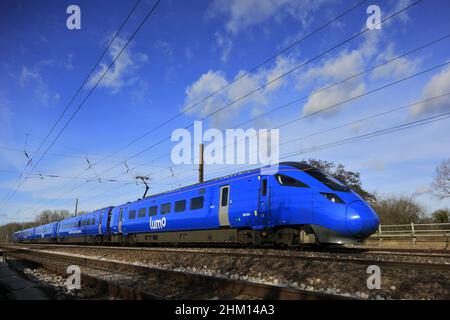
(129, 210, 136, 219)
(91, 218, 95, 225)
(138, 208, 146, 218)
(149, 206, 157, 216)
(190, 196, 204, 210)
(221, 187, 229, 207)
(174, 200, 186, 212)
(86, 219, 90, 226)
(261, 179, 267, 196)
(161, 203, 171, 214)
(303, 168, 349, 192)
(275, 174, 309, 188)
(78, 221, 81, 227)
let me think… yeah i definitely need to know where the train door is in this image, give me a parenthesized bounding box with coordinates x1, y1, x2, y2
(98, 212, 103, 235)
(258, 176, 269, 227)
(106, 208, 112, 235)
(219, 185, 230, 227)
(118, 208, 123, 234)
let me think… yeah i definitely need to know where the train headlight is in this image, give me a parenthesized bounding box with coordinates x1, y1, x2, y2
(320, 192, 344, 204)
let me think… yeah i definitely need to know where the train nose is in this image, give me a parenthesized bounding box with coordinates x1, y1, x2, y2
(346, 201, 379, 238)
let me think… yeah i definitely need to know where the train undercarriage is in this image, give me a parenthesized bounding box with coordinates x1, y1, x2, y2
(20, 225, 363, 247)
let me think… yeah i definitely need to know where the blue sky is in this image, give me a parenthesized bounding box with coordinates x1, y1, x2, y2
(0, 0, 449, 224)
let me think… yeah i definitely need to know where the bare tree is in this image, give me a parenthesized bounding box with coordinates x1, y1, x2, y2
(432, 208, 450, 223)
(305, 158, 376, 203)
(371, 196, 425, 224)
(34, 209, 71, 225)
(432, 159, 450, 199)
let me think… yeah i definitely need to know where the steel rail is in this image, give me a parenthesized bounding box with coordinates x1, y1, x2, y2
(4, 247, 348, 300)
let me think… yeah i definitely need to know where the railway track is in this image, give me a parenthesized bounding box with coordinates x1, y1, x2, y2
(3, 243, 449, 271)
(2, 243, 449, 300)
(2, 246, 349, 300)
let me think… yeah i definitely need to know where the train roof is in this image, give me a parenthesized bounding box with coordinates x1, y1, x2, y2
(19, 162, 317, 231)
(122, 161, 315, 205)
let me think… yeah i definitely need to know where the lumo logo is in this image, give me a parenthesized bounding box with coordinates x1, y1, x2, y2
(171, 121, 279, 166)
(150, 217, 167, 230)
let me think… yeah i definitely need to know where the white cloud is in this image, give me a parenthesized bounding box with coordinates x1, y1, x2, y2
(214, 32, 233, 62)
(183, 70, 228, 116)
(183, 56, 295, 126)
(298, 33, 377, 116)
(88, 35, 149, 93)
(298, 30, 419, 117)
(391, 0, 412, 24)
(302, 80, 366, 116)
(300, 30, 381, 86)
(412, 64, 450, 115)
(154, 40, 173, 56)
(19, 66, 39, 85)
(412, 185, 431, 197)
(207, 0, 326, 34)
(371, 43, 420, 80)
(19, 65, 60, 106)
(302, 50, 365, 83)
(64, 53, 75, 71)
(184, 47, 193, 61)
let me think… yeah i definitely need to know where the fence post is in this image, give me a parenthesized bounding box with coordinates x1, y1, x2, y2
(411, 222, 416, 248)
(378, 224, 383, 247)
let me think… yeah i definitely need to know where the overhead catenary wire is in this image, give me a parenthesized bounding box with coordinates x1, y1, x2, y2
(112, 0, 427, 168)
(70, 0, 425, 185)
(0, 145, 171, 167)
(8, 1, 430, 220)
(147, 33, 450, 165)
(18, 20, 445, 216)
(24, 62, 450, 218)
(0, 0, 143, 209)
(80, 109, 450, 209)
(140, 59, 450, 183)
(37, 0, 372, 201)
(281, 111, 450, 159)
(30, 0, 143, 169)
(0, 0, 162, 213)
(88, 0, 370, 161)
(170, 110, 450, 192)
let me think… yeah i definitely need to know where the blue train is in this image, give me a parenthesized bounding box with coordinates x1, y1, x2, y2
(13, 162, 380, 246)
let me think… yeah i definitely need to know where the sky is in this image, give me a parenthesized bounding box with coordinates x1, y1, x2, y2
(0, 0, 449, 224)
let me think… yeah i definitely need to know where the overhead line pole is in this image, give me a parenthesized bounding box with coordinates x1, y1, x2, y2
(30, 0, 370, 204)
(74, 198, 78, 217)
(199, 143, 204, 183)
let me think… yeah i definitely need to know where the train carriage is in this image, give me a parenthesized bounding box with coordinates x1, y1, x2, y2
(12, 230, 22, 243)
(20, 227, 35, 243)
(32, 222, 58, 243)
(13, 162, 380, 247)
